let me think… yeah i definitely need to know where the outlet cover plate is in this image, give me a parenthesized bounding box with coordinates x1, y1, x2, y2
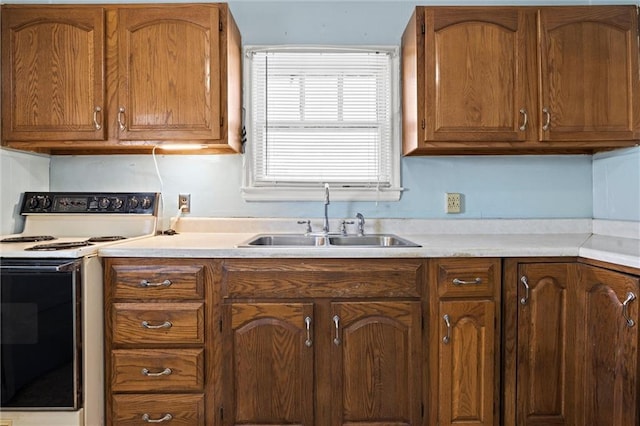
(445, 192, 461, 214)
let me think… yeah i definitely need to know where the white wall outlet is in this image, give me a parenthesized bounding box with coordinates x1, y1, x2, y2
(445, 192, 462, 214)
(178, 193, 191, 213)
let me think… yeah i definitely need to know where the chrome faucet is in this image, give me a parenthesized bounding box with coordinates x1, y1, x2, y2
(356, 212, 365, 236)
(323, 183, 330, 234)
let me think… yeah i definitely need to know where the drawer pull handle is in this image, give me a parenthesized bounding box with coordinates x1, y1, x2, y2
(442, 314, 451, 344)
(623, 292, 636, 327)
(452, 277, 482, 285)
(117, 106, 127, 131)
(142, 413, 173, 423)
(333, 315, 341, 346)
(93, 106, 102, 130)
(542, 107, 551, 131)
(139, 279, 172, 288)
(518, 108, 528, 131)
(141, 320, 172, 329)
(141, 367, 172, 377)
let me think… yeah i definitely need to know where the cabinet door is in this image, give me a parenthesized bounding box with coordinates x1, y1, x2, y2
(330, 301, 422, 425)
(223, 302, 315, 426)
(438, 300, 495, 426)
(575, 265, 639, 426)
(538, 6, 640, 142)
(117, 6, 221, 141)
(1, 7, 105, 141)
(517, 263, 576, 426)
(423, 8, 534, 143)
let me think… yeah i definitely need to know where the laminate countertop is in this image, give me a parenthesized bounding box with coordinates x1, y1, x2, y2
(99, 218, 640, 270)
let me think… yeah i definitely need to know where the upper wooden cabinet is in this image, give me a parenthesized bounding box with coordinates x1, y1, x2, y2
(1, 7, 106, 143)
(1, 4, 242, 154)
(402, 6, 640, 155)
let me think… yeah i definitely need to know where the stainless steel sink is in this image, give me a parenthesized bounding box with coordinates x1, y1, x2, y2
(238, 234, 327, 247)
(328, 235, 420, 247)
(238, 233, 420, 248)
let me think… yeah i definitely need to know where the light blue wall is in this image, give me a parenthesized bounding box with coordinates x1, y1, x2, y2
(593, 147, 640, 221)
(2, 0, 638, 233)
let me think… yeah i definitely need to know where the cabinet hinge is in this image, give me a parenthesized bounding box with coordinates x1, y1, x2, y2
(421, 22, 425, 35)
(219, 20, 223, 32)
(421, 119, 425, 130)
(421, 402, 425, 418)
(421, 315, 425, 330)
(220, 116, 224, 127)
(220, 407, 223, 420)
(219, 319, 223, 332)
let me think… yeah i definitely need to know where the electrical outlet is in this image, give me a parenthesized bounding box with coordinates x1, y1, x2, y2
(178, 193, 191, 213)
(445, 193, 462, 214)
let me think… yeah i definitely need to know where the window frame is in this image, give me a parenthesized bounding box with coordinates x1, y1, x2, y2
(242, 45, 402, 202)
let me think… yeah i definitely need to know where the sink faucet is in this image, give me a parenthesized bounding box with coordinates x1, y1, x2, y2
(356, 212, 365, 236)
(323, 183, 330, 234)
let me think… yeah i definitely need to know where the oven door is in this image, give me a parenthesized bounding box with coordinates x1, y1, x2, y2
(0, 258, 82, 410)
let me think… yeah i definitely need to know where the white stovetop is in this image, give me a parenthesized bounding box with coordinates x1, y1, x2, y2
(98, 218, 640, 269)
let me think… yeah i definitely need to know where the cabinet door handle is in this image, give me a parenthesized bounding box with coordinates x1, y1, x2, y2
(519, 108, 528, 131)
(141, 320, 172, 329)
(520, 276, 530, 305)
(139, 279, 172, 288)
(442, 314, 451, 344)
(623, 292, 637, 327)
(333, 315, 341, 346)
(142, 413, 173, 423)
(304, 316, 313, 347)
(542, 107, 551, 131)
(453, 277, 482, 285)
(117, 107, 127, 131)
(93, 106, 102, 130)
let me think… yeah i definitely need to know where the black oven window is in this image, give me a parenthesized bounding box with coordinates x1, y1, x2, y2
(1, 268, 80, 409)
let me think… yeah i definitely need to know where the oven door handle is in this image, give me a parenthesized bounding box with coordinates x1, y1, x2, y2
(0, 259, 82, 273)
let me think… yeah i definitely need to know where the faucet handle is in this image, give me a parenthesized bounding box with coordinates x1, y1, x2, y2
(356, 213, 365, 236)
(297, 220, 312, 234)
(340, 220, 355, 236)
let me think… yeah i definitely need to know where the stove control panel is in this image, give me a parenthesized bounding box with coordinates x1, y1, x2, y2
(21, 192, 159, 215)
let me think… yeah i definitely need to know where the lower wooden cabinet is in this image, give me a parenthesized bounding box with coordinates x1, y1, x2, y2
(503, 258, 640, 426)
(221, 258, 425, 426)
(429, 258, 501, 426)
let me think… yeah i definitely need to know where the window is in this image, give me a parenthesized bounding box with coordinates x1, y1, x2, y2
(242, 46, 401, 201)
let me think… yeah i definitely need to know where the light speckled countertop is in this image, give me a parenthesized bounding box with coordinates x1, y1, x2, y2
(99, 218, 640, 269)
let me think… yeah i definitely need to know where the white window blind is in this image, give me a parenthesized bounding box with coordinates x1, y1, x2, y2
(243, 46, 401, 201)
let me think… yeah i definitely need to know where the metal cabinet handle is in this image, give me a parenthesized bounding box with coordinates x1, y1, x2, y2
(141, 367, 172, 377)
(520, 276, 530, 305)
(117, 107, 127, 131)
(453, 277, 482, 285)
(442, 314, 451, 344)
(623, 292, 637, 327)
(141, 320, 172, 329)
(139, 279, 172, 288)
(519, 108, 528, 131)
(304, 316, 312, 347)
(93, 106, 102, 130)
(333, 315, 341, 346)
(542, 108, 551, 131)
(142, 413, 173, 423)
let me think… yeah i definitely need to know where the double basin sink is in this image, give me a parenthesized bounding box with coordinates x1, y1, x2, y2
(238, 233, 420, 248)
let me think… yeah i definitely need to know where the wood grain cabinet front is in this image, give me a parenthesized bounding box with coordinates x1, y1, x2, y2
(402, 5, 640, 155)
(220, 258, 425, 426)
(105, 258, 218, 426)
(1, 3, 242, 154)
(428, 258, 501, 426)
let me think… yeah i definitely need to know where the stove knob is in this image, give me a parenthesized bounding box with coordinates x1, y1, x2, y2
(141, 197, 152, 210)
(113, 197, 124, 210)
(27, 196, 39, 209)
(129, 197, 139, 209)
(41, 196, 52, 209)
(98, 197, 111, 209)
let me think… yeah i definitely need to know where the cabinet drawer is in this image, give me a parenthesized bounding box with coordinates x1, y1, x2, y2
(112, 303, 204, 344)
(112, 349, 204, 392)
(435, 258, 500, 298)
(222, 258, 424, 298)
(110, 264, 205, 300)
(112, 393, 205, 426)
